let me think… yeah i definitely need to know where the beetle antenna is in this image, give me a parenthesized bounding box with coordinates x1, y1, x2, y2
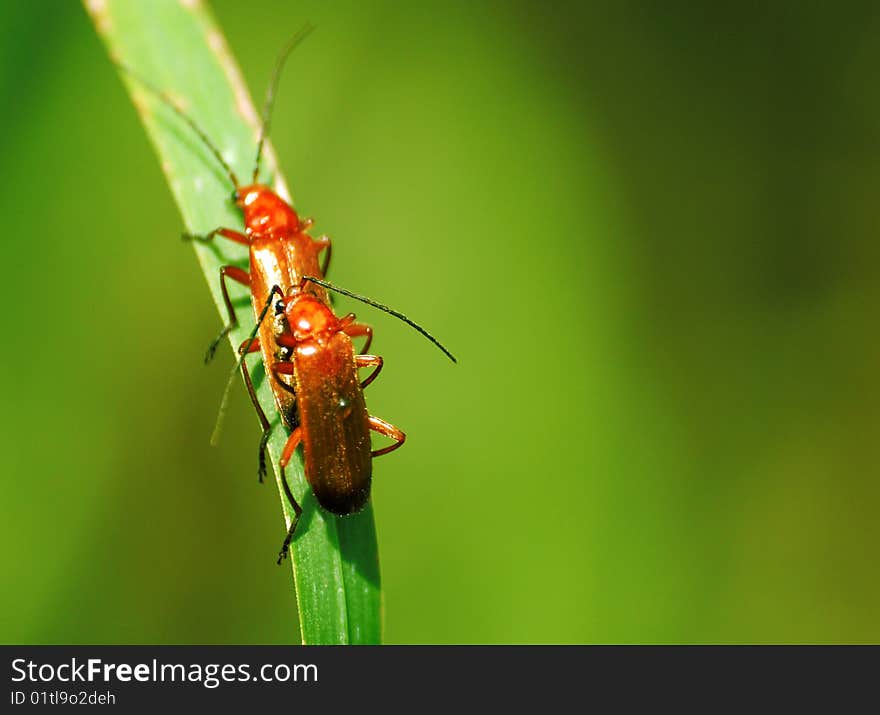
(252, 23, 316, 184)
(303, 276, 457, 363)
(116, 63, 240, 189)
(210, 286, 284, 445)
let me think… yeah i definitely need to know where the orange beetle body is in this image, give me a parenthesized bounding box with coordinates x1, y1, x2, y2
(235, 183, 331, 425)
(270, 293, 404, 561)
(122, 37, 451, 564)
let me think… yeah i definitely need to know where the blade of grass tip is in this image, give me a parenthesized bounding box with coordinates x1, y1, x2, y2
(83, 0, 381, 645)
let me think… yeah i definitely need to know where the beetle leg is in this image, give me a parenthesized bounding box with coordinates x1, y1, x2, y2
(368, 415, 406, 457)
(271, 362, 297, 396)
(344, 321, 373, 354)
(237, 338, 275, 482)
(276, 330, 297, 349)
(355, 355, 383, 388)
(182, 227, 249, 245)
(314, 234, 332, 276)
(205, 265, 251, 363)
(277, 427, 304, 564)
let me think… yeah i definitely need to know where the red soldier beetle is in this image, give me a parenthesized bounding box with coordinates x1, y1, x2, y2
(121, 27, 359, 478)
(120, 29, 457, 560)
(235, 276, 455, 563)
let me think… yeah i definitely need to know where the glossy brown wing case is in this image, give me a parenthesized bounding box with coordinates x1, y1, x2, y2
(293, 332, 372, 514)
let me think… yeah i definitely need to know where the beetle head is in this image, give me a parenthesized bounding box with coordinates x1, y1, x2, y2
(235, 184, 300, 236)
(284, 294, 337, 342)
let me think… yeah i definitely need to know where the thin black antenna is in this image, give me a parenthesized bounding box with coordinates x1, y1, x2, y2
(117, 63, 240, 189)
(303, 276, 457, 364)
(252, 23, 316, 183)
(210, 286, 284, 445)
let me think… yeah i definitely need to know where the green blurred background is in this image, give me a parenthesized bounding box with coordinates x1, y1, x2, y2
(1, 0, 878, 643)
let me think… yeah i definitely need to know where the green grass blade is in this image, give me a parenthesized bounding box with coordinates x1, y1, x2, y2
(83, 0, 381, 645)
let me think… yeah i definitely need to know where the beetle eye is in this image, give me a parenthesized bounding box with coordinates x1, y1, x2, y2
(275, 301, 284, 315)
(231, 190, 240, 202)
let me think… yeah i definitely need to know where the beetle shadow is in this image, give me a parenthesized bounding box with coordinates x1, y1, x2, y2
(249, 357, 268, 391)
(290, 489, 320, 540)
(334, 506, 382, 591)
(283, 492, 380, 590)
